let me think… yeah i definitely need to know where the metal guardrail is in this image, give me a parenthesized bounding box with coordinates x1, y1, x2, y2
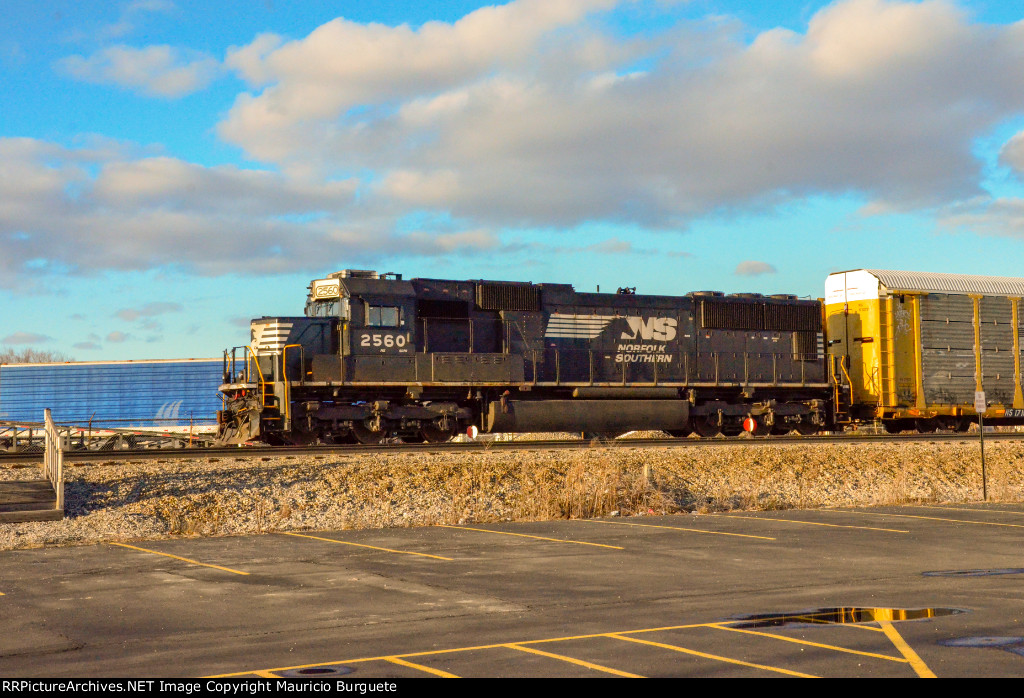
(1, 419, 215, 452)
(44, 408, 64, 511)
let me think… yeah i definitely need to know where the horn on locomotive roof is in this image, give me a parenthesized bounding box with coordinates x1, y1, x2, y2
(327, 269, 379, 279)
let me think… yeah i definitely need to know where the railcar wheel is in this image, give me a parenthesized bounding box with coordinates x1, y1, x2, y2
(692, 418, 721, 438)
(883, 419, 913, 434)
(422, 422, 457, 443)
(916, 418, 939, 433)
(352, 421, 388, 444)
(952, 418, 972, 433)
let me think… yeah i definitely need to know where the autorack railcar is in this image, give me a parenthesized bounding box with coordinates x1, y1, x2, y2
(825, 269, 1024, 433)
(216, 270, 834, 444)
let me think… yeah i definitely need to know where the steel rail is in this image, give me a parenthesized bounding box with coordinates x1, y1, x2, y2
(2, 430, 1023, 464)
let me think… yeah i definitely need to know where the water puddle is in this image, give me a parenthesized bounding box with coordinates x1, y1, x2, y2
(923, 568, 1024, 577)
(729, 606, 964, 629)
(277, 665, 356, 678)
(941, 636, 1024, 657)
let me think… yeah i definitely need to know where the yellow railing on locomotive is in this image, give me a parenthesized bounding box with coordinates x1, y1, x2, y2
(281, 343, 305, 427)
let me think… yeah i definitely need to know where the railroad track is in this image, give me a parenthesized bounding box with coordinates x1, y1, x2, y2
(2, 431, 1022, 464)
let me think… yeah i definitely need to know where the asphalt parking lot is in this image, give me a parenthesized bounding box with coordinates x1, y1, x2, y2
(3, 502, 1024, 677)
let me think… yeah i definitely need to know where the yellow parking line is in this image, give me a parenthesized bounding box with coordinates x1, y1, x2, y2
(916, 504, 1024, 516)
(207, 623, 719, 677)
(524, 622, 716, 644)
(848, 511, 1024, 529)
(281, 532, 453, 560)
(438, 524, 624, 549)
(608, 633, 817, 677)
(878, 621, 936, 678)
(709, 513, 908, 533)
(109, 543, 249, 575)
(708, 623, 907, 662)
(385, 656, 459, 678)
(504, 643, 643, 677)
(583, 519, 775, 540)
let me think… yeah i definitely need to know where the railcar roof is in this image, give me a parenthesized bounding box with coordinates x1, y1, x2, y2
(850, 269, 1024, 297)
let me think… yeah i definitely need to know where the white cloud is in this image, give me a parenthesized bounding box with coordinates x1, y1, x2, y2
(0, 138, 521, 287)
(93, 157, 357, 214)
(220, 0, 626, 160)
(106, 331, 131, 343)
(98, 1, 176, 40)
(115, 302, 182, 322)
(2, 332, 50, 345)
(735, 261, 777, 276)
(58, 45, 220, 97)
(403, 229, 501, 253)
(216, 0, 1024, 228)
(1000, 131, 1024, 174)
(939, 196, 1024, 237)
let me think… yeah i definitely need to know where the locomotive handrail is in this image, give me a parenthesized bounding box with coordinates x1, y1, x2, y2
(281, 343, 304, 429)
(242, 344, 269, 408)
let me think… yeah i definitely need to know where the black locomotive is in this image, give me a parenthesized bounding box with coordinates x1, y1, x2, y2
(216, 270, 835, 444)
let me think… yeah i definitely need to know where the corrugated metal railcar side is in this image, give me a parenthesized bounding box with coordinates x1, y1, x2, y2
(0, 359, 223, 427)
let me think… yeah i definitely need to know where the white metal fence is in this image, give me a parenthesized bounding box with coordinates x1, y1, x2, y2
(43, 408, 64, 511)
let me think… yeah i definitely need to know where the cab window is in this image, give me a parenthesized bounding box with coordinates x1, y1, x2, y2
(367, 305, 402, 327)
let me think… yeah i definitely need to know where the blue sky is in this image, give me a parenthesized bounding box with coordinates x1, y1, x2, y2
(2, 0, 1024, 360)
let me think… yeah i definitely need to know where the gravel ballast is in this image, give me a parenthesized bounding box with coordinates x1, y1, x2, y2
(2, 440, 1023, 550)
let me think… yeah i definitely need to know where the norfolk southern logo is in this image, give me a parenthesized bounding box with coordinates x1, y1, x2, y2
(544, 313, 616, 339)
(620, 317, 677, 342)
(617, 316, 676, 363)
(251, 321, 294, 355)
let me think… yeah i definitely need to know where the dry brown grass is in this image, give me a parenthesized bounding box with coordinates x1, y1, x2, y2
(138, 442, 1023, 536)
(10, 439, 1021, 550)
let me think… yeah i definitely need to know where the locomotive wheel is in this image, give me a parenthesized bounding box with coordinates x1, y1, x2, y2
(770, 423, 792, 435)
(692, 418, 721, 438)
(666, 425, 692, 438)
(794, 421, 819, 436)
(352, 421, 388, 444)
(720, 422, 743, 437)
(422, 422, 456, 443)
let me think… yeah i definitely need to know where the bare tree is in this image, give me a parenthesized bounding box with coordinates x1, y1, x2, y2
(0, 348, 74, 364)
